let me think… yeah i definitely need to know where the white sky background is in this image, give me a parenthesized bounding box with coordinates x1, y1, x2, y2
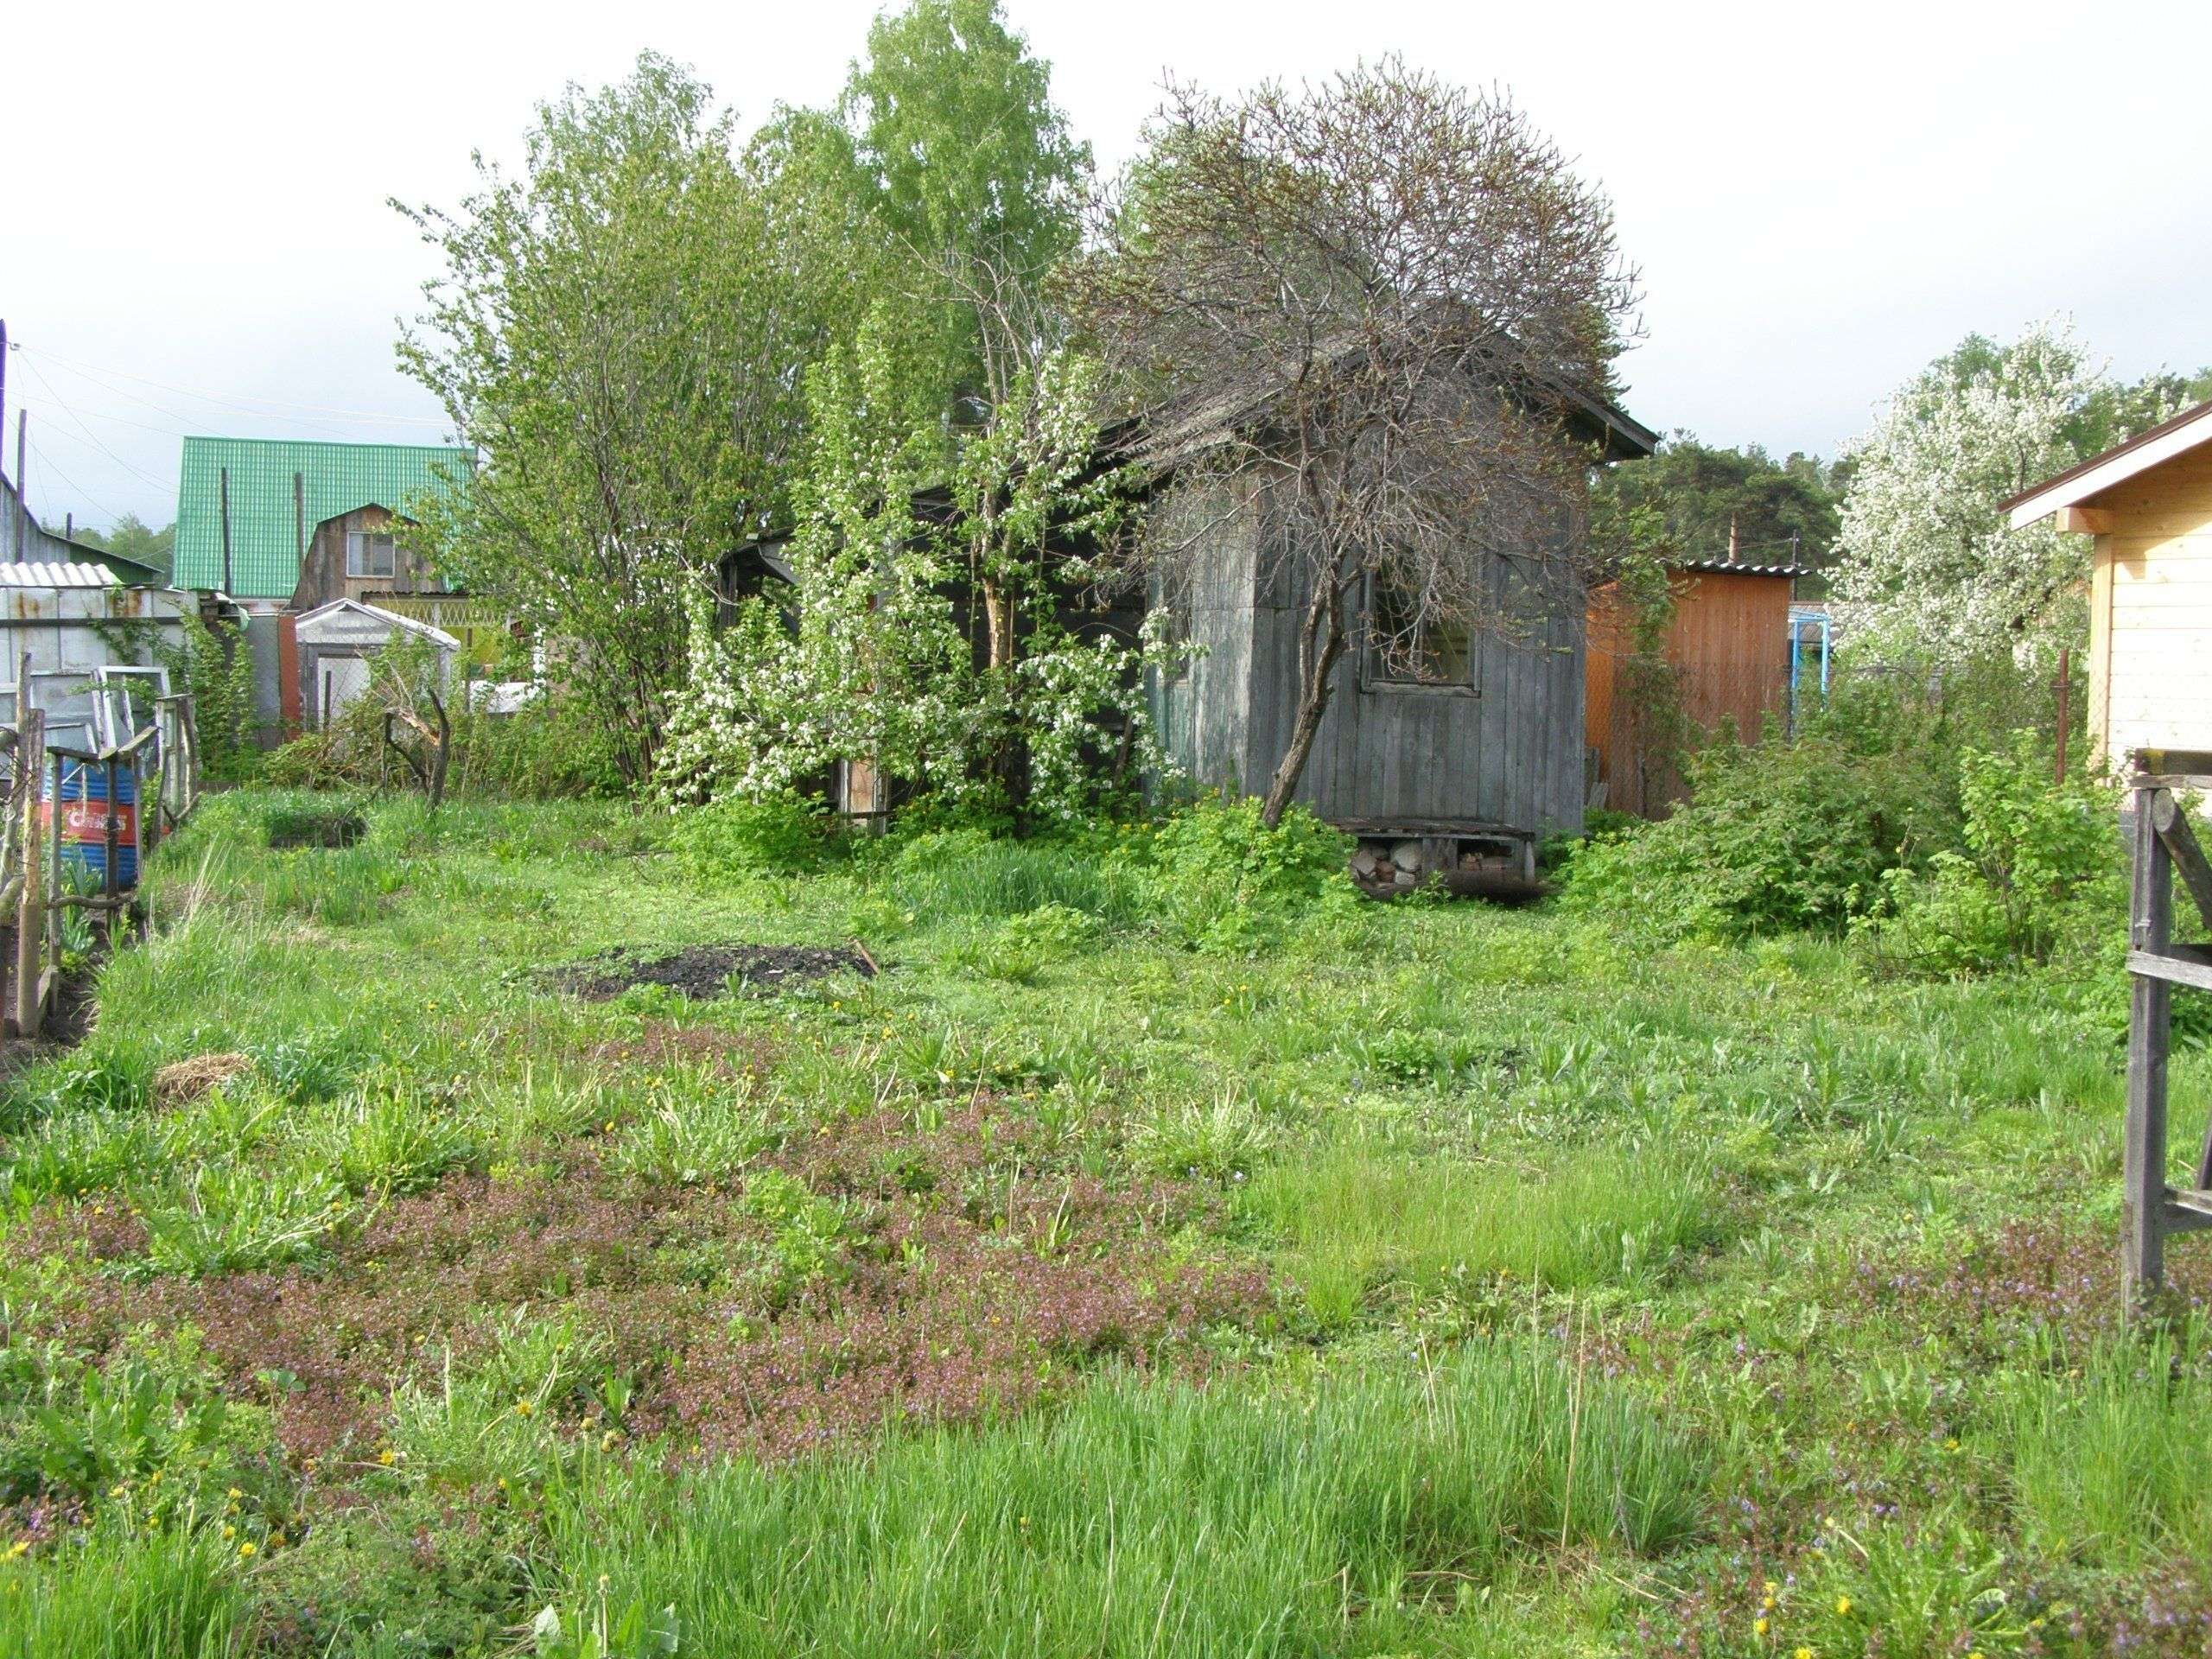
(4, 0, 2209, 537)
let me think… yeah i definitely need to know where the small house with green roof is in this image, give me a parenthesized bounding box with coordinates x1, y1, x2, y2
(173, 436, 472, 607)
(174, 437, 484, 741)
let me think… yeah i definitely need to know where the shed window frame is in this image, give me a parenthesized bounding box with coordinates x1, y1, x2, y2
(1360, 569, 1480, 696)
(346, 531, 397, 581)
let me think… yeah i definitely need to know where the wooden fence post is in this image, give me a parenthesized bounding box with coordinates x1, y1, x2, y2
(15, 709, 45, 1039)
(2125, 776, 2176, 1303)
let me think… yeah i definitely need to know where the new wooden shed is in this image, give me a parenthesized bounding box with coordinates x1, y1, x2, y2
(1585, 556, 1801, 816)
(2007, 399, 2212, 771)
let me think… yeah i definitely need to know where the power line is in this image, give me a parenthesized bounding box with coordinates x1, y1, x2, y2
(17, 341, 451, 430)
(17, 353, 175, 490)
(23, 435, 128, 530)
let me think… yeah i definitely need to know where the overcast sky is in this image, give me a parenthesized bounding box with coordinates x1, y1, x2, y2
(4, 0, 2208, 536)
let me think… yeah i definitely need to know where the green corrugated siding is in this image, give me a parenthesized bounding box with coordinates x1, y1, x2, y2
(174, 437, 473, 599)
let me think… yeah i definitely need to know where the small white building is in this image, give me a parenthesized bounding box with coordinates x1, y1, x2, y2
(0, 563, 195, 750)
(291, 598, 459, 728)
(2009, 399, 2212, 773)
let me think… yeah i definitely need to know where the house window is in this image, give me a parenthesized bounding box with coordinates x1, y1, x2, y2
(1366, 569, 1474, 689)
(346, 531, 397, 580)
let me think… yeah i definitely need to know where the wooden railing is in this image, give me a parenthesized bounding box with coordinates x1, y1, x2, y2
(0, 690, 201, 1040)
(2121, 749, 2212, 1301)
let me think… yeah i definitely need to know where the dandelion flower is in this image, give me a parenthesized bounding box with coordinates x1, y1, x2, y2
(226, 1487, 243, 1501)
(1834, 1595, 1851, 1615)
(514, 1400, 536, 1417)
(223, 1525, 237, 1540)
(6, 1540, 29, 1559)
(238, 1541, 257, 1558)
(378, 1448, 397, 1466)
(1754, 1617, 1769, 1637)
(1795, 1649, 1815, 1659)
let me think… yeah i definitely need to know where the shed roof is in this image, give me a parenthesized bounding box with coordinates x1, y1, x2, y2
(2005, 398, 2212, 528)
(0, 562, 119, 589)
(1673, 558, 1807, 578)
(293, 597, 461, 652)
(174, 437, 473, 599)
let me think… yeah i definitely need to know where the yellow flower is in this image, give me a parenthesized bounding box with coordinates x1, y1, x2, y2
(514, 1399, 536, 1417)
(226, 1487, 244, 1500)
(108, 1484, 128, 1499)
(1763, 1580, 1780, 1595)
(1762, 1594, 1777, 1611)
(5, 1540, 29, 1559)
(1754, 1616, 1770, 1637)
(237, 1541, 257, 1558)
(223, 1525, 237, 1540)
(1942, 1438, 1960, 1453)
(378, 1448, 397, 1466)
(1834, 1595, 1851, 1615)
(1795, 1649, 1815, 1659)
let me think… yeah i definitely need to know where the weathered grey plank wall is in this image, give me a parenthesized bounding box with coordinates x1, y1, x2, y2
(1149, 472, 1587, 836)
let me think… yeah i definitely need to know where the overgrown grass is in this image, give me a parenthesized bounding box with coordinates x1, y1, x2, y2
(1246, 1143, 1727, 1323)
(4, 787, 2209, 1655)
(536, 1344, 1704, 1657)
(0, 1526, 242, 1659)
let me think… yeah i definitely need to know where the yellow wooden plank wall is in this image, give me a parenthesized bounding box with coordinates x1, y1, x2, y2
(2098, 448, 2212, 765)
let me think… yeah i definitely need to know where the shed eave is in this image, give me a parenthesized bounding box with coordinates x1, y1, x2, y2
(2005, 398, 2212, 529)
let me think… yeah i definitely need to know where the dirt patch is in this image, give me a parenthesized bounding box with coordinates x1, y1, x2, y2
(33, 1102, 1268, 1468)
(588, 1020, 777, 1080)
(268, 810, 367, 851)
(152, 1051, 253, 1109)
(555, 944, 873, 1002)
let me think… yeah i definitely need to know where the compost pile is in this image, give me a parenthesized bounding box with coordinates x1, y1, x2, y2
(553, 944, 873, 1002)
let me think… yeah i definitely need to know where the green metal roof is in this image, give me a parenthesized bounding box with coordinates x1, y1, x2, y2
(174, 437, 473, 600)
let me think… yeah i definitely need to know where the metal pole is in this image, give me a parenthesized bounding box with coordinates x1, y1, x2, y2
(2055, 647, 2072, 787)
(219, 467, 234, 595)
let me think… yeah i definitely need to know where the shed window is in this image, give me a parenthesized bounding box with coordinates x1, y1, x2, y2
(346, 531, 397, 580)
(1366, 571, 1474, 689)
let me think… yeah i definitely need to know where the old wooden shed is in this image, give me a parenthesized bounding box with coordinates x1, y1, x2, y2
(2007, 399, 2212, 770)
(1147, 394, 1656, 882)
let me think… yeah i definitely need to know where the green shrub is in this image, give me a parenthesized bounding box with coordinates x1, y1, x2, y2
(676, 794, 830, 882)
(1861, 734, 2121, 974)
(1127, 796, 1353, 950)
(1558, 730, 1955, 941)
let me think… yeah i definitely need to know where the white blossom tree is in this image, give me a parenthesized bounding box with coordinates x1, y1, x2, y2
(1830, 320, 2104, 666)
(655, 316, 1180, 823)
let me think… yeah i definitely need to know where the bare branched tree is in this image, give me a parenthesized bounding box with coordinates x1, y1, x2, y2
(1074, 60, 1639, 825)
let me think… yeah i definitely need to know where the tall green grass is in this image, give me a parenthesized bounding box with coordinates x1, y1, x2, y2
(536, 1345, 1706, 1657)
(1996, 1332, 2212, 1569)
(1245, 1143, 1726, 1323)
(0, 1528, 241, 1659)
(892, 834, 1141, 926)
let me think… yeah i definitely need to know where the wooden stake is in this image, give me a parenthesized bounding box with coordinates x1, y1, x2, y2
(2125, 779, 2174, 1305)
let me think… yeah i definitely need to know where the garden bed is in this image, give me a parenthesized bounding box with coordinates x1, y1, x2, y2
(552, 943, 874, 1001)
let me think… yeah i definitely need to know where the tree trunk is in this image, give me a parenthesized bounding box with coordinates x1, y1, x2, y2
(1258, 573, 1347, 829)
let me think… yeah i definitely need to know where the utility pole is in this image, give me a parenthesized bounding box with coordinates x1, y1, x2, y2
(14, 410, 26, 561)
